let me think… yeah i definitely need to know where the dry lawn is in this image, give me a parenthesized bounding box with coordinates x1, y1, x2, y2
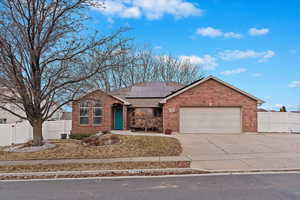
(0, 135, 182, 161)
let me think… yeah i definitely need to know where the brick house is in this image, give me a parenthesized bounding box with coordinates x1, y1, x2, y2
(71, 76, 264, 134)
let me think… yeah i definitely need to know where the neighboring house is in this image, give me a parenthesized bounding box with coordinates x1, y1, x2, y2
(0, 88, 63, 124)
(0, 104, 23, 124)
(71, 76, 264, 134)
(61, 112, 72, 120)
(258, 108, 268, 112)
(0, 105, 63, 124)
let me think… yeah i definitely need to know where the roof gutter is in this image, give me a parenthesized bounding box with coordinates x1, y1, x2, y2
(111, 95, 131, 106)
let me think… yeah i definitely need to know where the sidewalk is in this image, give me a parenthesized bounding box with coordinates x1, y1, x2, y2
(111, 130, 170, 137)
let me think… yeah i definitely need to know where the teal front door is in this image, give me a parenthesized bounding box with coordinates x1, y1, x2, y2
(114, 108, 123, 130)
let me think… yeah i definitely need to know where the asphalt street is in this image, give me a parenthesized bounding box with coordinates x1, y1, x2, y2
(1, 173, 300, 200)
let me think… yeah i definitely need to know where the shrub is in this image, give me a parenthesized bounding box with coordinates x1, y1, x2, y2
(82, 134, 120, 146)
(69, 133, 94, 140)
(165, 129, 172, 135)
(101, 130, 111, 135)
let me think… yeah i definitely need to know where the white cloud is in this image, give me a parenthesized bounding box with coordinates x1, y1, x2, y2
(93, 0, 203, 20)
(220, 68, 247, 76)
(287, 105, 300, 109)
(196, 26, 243, 39)
(224, 32, 243, 39)
(288, 81, 300, 88)
(154, 46, 162, 49)
(196, 27, 222, 38)
(95, 1, 141, 19)
(248, 28, 269, 36)
(265, 96, 271, 100)
(219, 50, 275, 62)
(180, 55, 218, 70)
(107, 17, 114, 24)
(258, 50, 275, 63)
(275, 104, 298, 109)
(122, 6, 141, 18)
(252, 73, 262, 77)
(196, 27, 242, 39)
(290, 49, 298, 54)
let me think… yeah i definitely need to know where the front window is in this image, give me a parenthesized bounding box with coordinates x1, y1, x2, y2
(154, 108, 162, 117)
(93, 102, 103, 125)
(79, 102, 89, 125)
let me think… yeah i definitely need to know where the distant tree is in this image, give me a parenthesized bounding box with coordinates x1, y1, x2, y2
(0, 0, 128, 146)
(280, 106, 287, 112)
(88, 46, 204, 91)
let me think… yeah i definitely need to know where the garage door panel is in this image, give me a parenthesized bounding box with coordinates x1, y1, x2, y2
(180, 107, 241, 133)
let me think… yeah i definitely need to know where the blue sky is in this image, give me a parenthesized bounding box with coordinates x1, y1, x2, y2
(87, 0, 300, 111)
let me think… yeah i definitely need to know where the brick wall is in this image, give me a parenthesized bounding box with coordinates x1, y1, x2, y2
(71, 90, 127, 134)
(163, 79, 258, 133)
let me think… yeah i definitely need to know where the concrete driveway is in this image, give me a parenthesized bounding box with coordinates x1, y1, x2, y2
(174, 133, 300, 171)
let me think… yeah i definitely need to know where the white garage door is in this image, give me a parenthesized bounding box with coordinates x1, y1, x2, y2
(180, 107, 241, 133)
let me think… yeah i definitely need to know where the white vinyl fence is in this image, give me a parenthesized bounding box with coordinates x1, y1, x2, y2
(258, 112, 300, 133)
(0, 120, 71, 146)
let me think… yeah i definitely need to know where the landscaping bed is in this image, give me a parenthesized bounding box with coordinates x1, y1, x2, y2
(0, 161, 190, 173)
(0, 135, 182, 161)
(0, 168, 207, 180)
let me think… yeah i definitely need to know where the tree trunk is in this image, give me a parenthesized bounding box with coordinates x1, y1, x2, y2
(32, 118, 43, 146)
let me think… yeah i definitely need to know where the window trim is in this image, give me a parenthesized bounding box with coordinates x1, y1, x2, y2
(92, 102, 103, 126)
(79, 101, 89, 125)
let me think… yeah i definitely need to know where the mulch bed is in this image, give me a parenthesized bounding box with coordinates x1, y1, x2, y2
(0, 169, 209, 180)
(0, 161, 190, 173)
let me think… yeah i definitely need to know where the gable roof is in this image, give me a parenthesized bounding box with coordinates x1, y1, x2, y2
(159, 76, 265, 105)
(108, 82, 184, 107)
(125, 82, 184, 98)
(110, 82, 184, 99)
(75, 89, 131, 105)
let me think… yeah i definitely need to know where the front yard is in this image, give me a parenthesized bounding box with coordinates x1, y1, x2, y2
(0, 135, 182, 161)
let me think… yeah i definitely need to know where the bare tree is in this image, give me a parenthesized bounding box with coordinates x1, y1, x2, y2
(88, 46, 203, 91)
(0, 0, 128, 146)
(156, 54, 201, 85)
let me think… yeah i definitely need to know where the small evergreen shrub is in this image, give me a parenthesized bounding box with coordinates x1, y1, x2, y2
(69, 133, 94, 140)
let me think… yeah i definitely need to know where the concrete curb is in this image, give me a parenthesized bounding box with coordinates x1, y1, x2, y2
(2, 167, 300, 180)
(205, 168, 300, 174)
(0, 168, 204, 180)
(0, 168, 197, 177)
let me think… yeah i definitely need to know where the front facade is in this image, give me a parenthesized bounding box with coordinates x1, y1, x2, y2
(71, 76, 264, 134)
(71, 89, 129, 134)
(162, 78, 261, 133)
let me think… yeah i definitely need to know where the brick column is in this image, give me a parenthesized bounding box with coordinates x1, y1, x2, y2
(123, 105, 127, 130)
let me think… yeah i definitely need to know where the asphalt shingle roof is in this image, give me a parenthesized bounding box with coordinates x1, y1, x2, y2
(109, 82, 184, 107)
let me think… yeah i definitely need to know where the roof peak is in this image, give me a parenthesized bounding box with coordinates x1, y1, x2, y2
(160, 75, 265, 104)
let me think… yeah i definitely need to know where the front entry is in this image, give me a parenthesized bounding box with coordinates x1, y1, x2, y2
(114, 107, 123, 130)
